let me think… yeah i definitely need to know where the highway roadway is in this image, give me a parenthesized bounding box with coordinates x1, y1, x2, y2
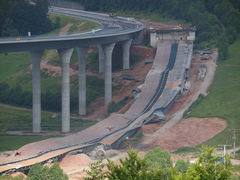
(0, 7, 144, 53)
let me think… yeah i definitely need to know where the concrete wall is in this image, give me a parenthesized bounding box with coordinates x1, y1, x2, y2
(150, 32, 158, 48)
(187, 31, 196, 41)
(150, 30, 195, 48)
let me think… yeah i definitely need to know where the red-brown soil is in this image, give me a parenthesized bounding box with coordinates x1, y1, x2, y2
(85, 46, 155, 120)
(60, 154, 93, 180)
(147, 117, 227, 152)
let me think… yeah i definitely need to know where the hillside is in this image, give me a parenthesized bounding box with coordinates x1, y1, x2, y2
(185, 36, 240, 147)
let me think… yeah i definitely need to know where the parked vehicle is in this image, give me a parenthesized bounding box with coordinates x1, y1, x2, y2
(109, 13, 116, 17)
(200, 55, 208, 60)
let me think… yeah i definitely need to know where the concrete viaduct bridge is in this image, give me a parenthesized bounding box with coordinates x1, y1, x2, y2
(0, 7, 144, 133)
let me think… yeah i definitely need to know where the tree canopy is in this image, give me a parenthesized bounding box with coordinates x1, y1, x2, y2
(84, 146, 233, 180)
(27, 162, 68, 180)
(0, 0, 53, 37)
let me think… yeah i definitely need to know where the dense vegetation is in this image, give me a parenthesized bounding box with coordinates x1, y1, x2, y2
(26, 163, 68, 180)
(0, 0, 56, 37)
(0, 75, 104, 112)
(75, 0, 240, 60)
(84, 146, 233, 180)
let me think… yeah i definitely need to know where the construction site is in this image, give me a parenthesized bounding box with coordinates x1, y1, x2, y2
(0, 12, 225, 179)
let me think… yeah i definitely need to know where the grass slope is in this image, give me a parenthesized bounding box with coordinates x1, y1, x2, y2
(186, 36, 240, 147)
(0, 104, 97, 151)
(47, 13, 100, 35)
(0, 135, 54, 152)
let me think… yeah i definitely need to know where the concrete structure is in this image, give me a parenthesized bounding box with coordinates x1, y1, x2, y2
(58, 48, 74, 133)
(103, 43, 115, 104)
(98, 45, 105, 73)
(122, 39, 133, 70)
(30, 51, 43, 133)
(0, 7, 144, 132)
(150, 28, 196, 47)
(76, 47, 87, 115)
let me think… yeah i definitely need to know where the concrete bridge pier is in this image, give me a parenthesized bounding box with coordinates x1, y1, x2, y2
(98, 45, 105, 73)
(122, 39, 133, 70)
(58, 48, 74, 133)
(103, 43, 115, 104)
(76, 47, 87, 116)
(30, 50, 44, 133)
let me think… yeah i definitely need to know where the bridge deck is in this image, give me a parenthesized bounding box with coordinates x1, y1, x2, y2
(125, 40, 171, 116)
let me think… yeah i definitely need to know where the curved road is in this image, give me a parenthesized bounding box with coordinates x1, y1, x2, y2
(0, 7, 144, 53)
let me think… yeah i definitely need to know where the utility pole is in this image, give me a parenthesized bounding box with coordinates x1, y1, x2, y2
(231, 129, 240, 158)
(219, 145, 232, 156)
(218, 144, 231, 169)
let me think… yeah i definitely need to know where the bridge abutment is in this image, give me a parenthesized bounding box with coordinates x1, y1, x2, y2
(76, 47, 87, 116)
(103, 43, 115, 104)
(30, 50, 43, 133)
(58, 48, 74, 133)
(122, 39, 133, 70)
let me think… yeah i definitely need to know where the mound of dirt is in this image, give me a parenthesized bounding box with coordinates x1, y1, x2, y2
(60, 154, 93, 170)
(60, 154, 93, 179)
(147, 117, 227, 152)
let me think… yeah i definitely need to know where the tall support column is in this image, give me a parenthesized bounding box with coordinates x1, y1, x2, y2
(98, 45, 105, 73)
(76, 47, 87, 116)
(122, 39, 133, 70)
(58, 48, 74, 133)
(30, 50, 43, 133)
(103, 43, 115, 104)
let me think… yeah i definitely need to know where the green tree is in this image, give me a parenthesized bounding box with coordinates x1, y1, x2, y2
(174, 160, 190, 174)
(185, 145, 233, 180)
(48, 163, 68, 180)
(0, 0, 53, 37)
(27, 162, 68, 180)
(27, 164, 49, 180)
(84, 150, 163, 180)
(84, 146, 233, 180)
(107, 150, 162, 179)
(144, 147, 172, 177)
(84, 159, 106, 180)
(1, 18, 19, 36)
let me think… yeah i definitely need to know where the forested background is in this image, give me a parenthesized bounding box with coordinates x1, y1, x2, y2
(0, 0, 54, 37)
(72, 0, 240, 60)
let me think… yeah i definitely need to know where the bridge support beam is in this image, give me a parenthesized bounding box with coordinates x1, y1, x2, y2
(31, 51, 43, 133)
(122, 39, 133, 70)
(58, 48, 74, 133)
(76, 47, 87, 116)
(103, 43, 115, 104)
(98, 45, 105, 73)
